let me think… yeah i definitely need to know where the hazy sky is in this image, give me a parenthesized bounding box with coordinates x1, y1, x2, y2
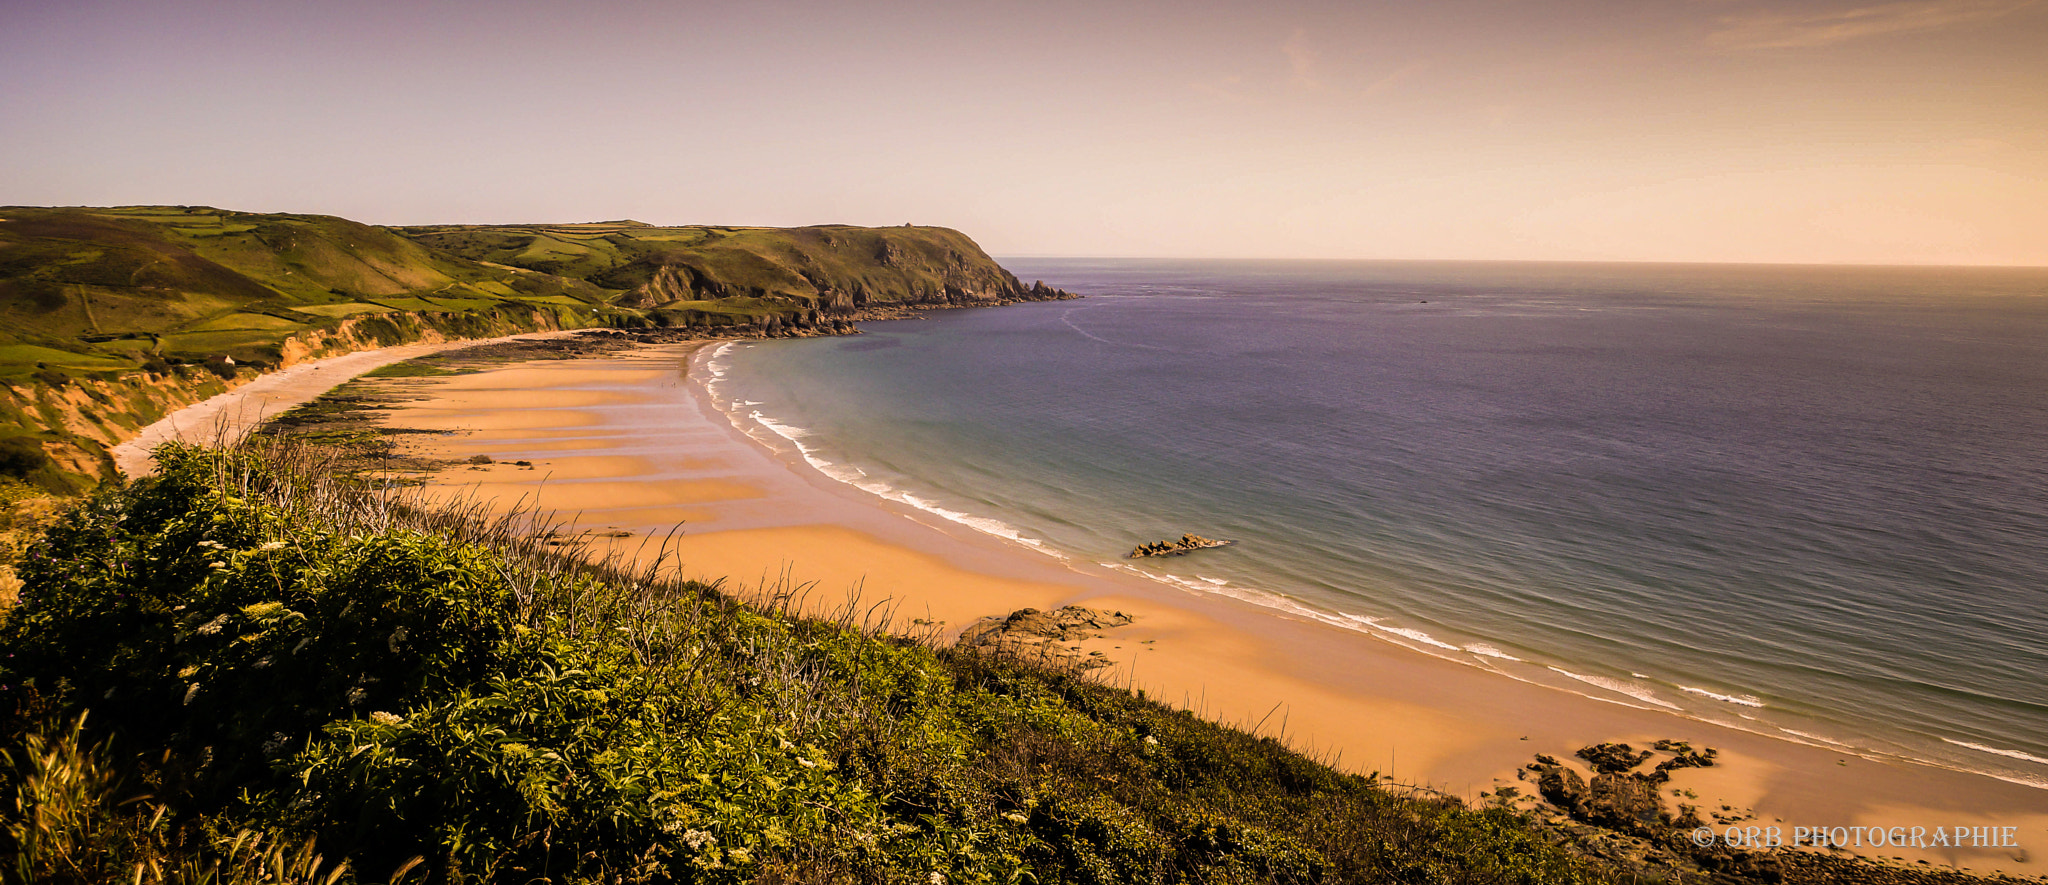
(4, 0, 2044, 264)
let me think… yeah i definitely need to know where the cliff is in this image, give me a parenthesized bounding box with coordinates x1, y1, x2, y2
(401, 221, 1074, 330)
(0, 206, 1070, 491)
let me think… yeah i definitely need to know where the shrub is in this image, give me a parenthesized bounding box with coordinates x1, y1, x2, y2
(0, 442, 1633, 884)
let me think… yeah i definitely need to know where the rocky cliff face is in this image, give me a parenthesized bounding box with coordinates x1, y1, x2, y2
(408, 221, 1075, 322)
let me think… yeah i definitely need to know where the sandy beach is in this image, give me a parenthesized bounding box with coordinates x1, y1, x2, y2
(109, 331, 579, 478)
(273, 340, 2048, 875)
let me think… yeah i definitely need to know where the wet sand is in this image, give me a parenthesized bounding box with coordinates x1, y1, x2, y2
(354, 342, 2048, 875)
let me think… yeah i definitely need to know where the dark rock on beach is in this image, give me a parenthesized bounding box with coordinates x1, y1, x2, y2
(1126, 533, 1233, 559)
(1584, 772, 1664, 834)
(1533, 762, 1588, 815)
(1576, 741, 1654, 774)
(956, 605, 1134, 670)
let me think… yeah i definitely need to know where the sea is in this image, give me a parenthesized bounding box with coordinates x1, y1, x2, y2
(700, 258, 2048, 790)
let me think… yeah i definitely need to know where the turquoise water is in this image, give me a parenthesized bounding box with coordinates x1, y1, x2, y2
(704, 259, 2048, 789)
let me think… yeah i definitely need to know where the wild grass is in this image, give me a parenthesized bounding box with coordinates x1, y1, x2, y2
(0, 437, 1646, 883)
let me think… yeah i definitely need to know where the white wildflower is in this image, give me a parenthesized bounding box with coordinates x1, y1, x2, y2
(369, 711, 403, 726)
(797, 757, 816, 768)
(1143, 735, 1159, 747)
(682, 829, 717, 851)
(929, 873, 947, 885)
(258, 540, 286, 551)
(196, 540, 222, 549)
(661, 820, 686, 834)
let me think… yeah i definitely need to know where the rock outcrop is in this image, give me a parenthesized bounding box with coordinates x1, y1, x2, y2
(1127, 533, 1233, 559)
(956, 606, 1133, 670)
(1517, 740, 1792, 883)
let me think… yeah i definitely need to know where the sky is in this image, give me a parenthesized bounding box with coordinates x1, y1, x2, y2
(2, 0, 2045, 265)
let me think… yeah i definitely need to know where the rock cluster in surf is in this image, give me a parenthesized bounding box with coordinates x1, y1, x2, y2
(1126, 533, 1233, 559)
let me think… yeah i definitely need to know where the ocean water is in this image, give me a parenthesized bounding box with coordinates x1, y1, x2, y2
(703, 258, 2048, 789)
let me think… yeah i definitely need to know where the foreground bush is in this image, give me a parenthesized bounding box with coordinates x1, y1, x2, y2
(0, 443, 1619, 884)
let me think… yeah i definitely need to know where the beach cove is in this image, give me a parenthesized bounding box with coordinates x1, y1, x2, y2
(347, 335, 2048, 877)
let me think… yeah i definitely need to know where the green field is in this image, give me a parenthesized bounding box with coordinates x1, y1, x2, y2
(0, 204, 1062, 492)
(293, 301, 396, 318)
(0, 344, 133, 371)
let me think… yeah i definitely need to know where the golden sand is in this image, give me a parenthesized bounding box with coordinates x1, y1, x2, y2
(277, 341, 2048, 875)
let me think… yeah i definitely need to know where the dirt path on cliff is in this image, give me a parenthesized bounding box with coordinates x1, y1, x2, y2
(111, 330, 581, 478)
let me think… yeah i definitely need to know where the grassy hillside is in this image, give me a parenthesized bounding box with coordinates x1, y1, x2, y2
(0, 442, 1622, 885)
(0, 206, 612, 377)
(0, 206, 1065, 495)
(6, 442, 2009, 884)
(401, 221, 1068, 328)
(0, 206, 1062, 384)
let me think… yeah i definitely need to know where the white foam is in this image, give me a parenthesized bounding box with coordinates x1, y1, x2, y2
(1105, 563, 1545, 675)
(701, 342, 742, 400)
(704, 343, 739, 380)
(748, 411, 869, 485)
(1113, 564, 1344, 625)
(894, 491, 1048, 549)
(1343, 614, 1461, 651)
(1778, 728, 1854, 748)
(1678, 685, 1766, 708)
(1545, 667, 1681, 710)
(748, 404, 1057, 553)
(1944, 739, 2048, 767)
(1983, 772, 2048, 791)
(751, 412, 809, 440)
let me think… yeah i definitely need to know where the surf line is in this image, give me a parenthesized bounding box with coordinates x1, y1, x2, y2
(1060, 306, 1172, 351)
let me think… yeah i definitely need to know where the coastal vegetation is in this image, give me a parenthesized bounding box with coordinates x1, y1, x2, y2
(0, 205, 1070, 494)
(3, 441, 1616, 884)
(0, 208, 2033, 884)
(3, 438, 2032, 883)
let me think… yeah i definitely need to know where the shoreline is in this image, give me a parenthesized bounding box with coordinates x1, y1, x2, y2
(694, 338, 2048, 793)
(314, 340, 2048, 875)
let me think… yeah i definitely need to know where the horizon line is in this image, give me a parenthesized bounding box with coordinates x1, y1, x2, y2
(991, 253, 2048, 271)
(8, 205, 2042, 271)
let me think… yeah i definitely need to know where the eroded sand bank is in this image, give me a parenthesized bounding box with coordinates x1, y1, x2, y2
(112, 331, 580, 477)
